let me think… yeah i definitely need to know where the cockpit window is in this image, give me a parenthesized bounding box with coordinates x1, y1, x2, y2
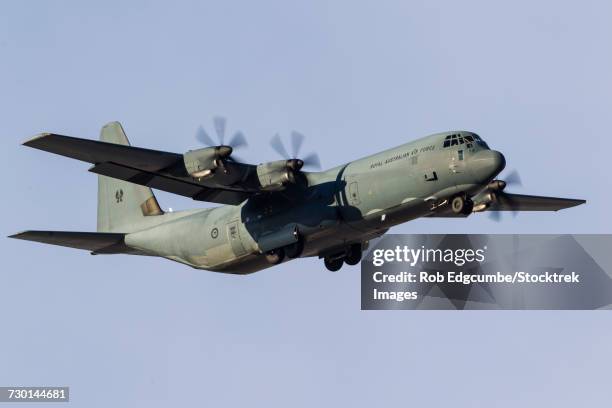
(443, 133, 466, 147)
(443, 133, 488, 149)
(473, 134, 489, 148)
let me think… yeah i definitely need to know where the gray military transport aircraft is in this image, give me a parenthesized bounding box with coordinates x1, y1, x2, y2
(10, 120, 585, 272)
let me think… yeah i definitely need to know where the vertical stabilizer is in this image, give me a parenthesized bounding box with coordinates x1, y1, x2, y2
(97, 122, 163, 232)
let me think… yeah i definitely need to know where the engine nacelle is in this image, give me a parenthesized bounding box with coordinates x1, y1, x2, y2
(256, 160, 302, 191)
(183, 146, 232, 178)
(472, 191, 497, 212)
(472, 180, 507, 212)
(487, 180, 507, 191)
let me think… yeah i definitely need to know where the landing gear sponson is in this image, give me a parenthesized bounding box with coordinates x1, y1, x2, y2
(265, 240, 362, 272)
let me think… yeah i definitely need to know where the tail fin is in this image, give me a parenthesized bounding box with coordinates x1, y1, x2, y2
(97, 122, 164, 233)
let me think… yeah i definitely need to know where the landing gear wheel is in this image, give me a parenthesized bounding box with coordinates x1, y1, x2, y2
(285, 239, 304, 259)
(463, 198, 474, 215)
(451, 195, 473, 215)
(345, 243, 362, 266)
(324, 257, 344, 272)
(265, 248, 285, 265)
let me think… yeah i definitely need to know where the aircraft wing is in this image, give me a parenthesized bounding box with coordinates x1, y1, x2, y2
(23, 133, 256, 205)
(8, 230, 146, 255)
(427, 193, 585, 218)
(486, 193, 586, 211)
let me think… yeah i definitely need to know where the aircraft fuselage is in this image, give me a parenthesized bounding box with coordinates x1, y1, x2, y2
(124, 131, 505, 273)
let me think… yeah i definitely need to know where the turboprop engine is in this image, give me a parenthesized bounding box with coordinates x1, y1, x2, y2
(472, 180, 506, 212)
(256, 159, 304, 191)
(183, 145, 232, 179)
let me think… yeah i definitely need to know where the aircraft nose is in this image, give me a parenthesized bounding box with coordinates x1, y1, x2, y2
(470, 150, 506, 180)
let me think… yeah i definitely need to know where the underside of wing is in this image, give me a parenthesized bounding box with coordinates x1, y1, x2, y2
(23, 133, 256, 205)
(427, 192, 585, 217)
(8, 230, 146, 255)
(487, 193, 586, 211)
(88, 162, 251, 205)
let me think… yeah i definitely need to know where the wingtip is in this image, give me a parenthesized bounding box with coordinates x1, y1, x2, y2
(22, 133, 52, 147)
(8, 231, 29, 239)
(565, 199, 586, 210)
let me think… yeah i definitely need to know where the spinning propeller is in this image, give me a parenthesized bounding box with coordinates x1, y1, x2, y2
(488, 169, 523, 222)
(270, 131, 322, 170)
(195, 116, 248, 161)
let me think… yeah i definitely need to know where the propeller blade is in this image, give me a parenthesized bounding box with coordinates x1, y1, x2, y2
(228, 131, 248, 150)
(270, 134, 290, 159)
(301, 152, 321, 170)
(486, 192, 519, 220)
(290, 131, 305, 158)
(501, 192, 520, 218)
(196, 125, 216, 146)
(213, 116, 226, 145)
(504, 169, 522, 187)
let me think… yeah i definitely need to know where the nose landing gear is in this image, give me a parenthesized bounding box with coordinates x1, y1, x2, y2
(451, 195, 474, 215)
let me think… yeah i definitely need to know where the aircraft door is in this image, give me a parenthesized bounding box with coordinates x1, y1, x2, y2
(226, 220, 247, 257)
(348, 181, 360, 206)
(448, 149, 466, 174)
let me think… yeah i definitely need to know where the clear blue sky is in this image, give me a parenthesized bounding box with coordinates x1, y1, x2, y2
(1, 1, 611, 406)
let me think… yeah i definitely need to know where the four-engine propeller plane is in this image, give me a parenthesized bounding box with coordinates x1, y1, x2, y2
(10, 120, 585, 273)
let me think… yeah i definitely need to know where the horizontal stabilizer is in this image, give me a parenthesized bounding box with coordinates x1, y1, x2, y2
(8, 230, 146, 255)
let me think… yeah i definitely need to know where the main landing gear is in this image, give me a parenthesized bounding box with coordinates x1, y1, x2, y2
(284, 239, 304, 259)
(344, 244, 362, 265)
(264, 236, 305, 265)
(450, 195, 474, 215)
(265, 248, 285, 265)
(323, 243, 363, 272)
(324, 257, 344, 272)
(264, 237, 364, 272)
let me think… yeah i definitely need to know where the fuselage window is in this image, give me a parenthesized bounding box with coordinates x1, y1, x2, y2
(458, 150, 464, 160)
